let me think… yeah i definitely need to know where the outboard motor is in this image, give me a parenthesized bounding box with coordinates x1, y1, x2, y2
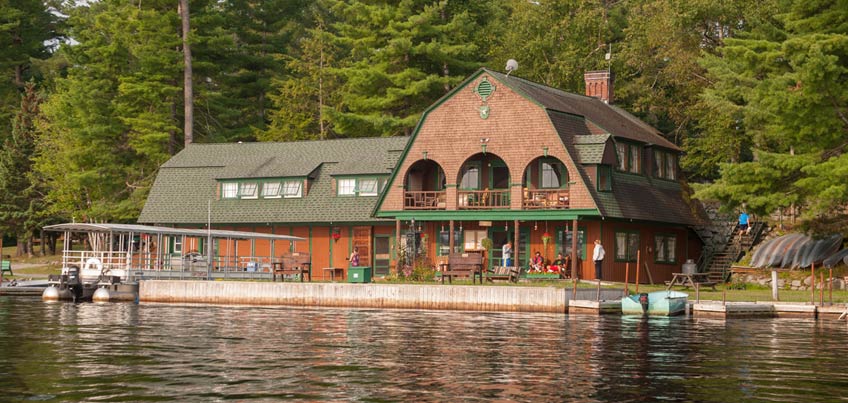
(639, 293, 649, 313)
(66, 265, 80, 285)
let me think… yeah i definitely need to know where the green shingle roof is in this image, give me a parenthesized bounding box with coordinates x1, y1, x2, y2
(139, 137, 409, 225)
(573, 134, 611, 164)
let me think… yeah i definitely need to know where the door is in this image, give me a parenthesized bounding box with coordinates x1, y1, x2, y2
(373, 235, 391, 277)
(352, 226, 372, 267)
(487, 226, 530, 268)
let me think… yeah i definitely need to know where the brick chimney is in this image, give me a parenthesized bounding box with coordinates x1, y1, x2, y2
(584, 70, 614, 104)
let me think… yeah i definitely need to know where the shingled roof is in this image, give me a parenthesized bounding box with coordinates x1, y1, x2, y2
(139, 137, 409, 225)
(486, 69, 681, 151)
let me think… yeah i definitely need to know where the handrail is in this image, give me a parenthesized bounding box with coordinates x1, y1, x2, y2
(522, 189, 570, 209)
(457, 189, 510, 209)
(404, 190, 446, 210)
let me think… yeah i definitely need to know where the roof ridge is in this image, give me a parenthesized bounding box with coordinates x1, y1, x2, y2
(185, 136, 409, 147)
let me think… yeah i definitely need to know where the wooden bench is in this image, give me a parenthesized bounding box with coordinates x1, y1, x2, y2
(441, 253, 483, 284)
(273, 253, 312, 282)
(1, 261, 12, 276)
(486, 266, 519, 283)
(665, 272, 717, 291)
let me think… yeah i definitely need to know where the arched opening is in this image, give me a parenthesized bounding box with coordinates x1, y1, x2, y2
(456, 152, 510, 209)
(522, 156, 570, 209)
(404, 159, 446, 209)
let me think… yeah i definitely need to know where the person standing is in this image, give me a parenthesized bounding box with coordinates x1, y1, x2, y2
(502, 241, 513, 267)
(349, 247, 360, 267)
(592, 239, 605, 280)
(738, 211, 750, 236)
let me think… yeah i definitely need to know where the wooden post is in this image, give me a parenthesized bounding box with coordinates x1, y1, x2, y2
(449, 220, 454, 255)
(829, 268, 833, 306)
(596, 278, 601, 301)
(623, 262, 630, 296)
(570, 219, 578, 280)
(0, 233, 3, 284)
(514, 219, 519, 268)
(810, 263, 815, 305)
(635, 255, 641, 293)
(636, 249, 641, 286)
(771, 270, 779, 301)
(819, 271, 824, 306)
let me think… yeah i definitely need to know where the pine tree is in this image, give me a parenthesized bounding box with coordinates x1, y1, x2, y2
(325, 0, 485, 137)
(693, 0, 848, 232)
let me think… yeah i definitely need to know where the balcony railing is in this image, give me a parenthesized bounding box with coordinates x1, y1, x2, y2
(457, 190, 510, 209)
(523, 189, 570, 209)
(404, 191, 447, 210)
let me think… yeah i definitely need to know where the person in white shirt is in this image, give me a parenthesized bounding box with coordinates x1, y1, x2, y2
(502, 241, 513, 267)
(592, 239, 605, 280)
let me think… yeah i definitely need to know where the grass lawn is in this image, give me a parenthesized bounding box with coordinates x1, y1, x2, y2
(1, 246, 62, 279)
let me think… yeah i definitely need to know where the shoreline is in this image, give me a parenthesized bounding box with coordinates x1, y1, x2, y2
(137, 280, 848, 319)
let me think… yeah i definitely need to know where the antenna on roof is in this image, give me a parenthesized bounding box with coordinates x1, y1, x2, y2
(604, 44, 612, 72)
(505, 59, 518, 76)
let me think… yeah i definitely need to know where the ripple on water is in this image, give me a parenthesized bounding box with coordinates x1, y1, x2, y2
(1, 297, 848, 402)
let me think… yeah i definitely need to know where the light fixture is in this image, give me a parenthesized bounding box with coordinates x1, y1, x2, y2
(480, 137, 490, 143)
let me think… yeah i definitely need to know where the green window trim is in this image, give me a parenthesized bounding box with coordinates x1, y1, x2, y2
(614, 140, 643, 176)
(654, 233, 677, 264)
(614, 230, 640, 262)
(597, 165, 612, 192)
(220, 177, 307, 200)
(335, 176, 389, 197)
(555, 225, 586, 261)
(437, 229, 464, 256)
(459, 161, 482, 190)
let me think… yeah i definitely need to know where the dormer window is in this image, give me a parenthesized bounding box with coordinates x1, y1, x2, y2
(238, 183, 258, 199)
(615, 141, 642, 174)
(222, 182, 238, 199)
(282, 180, 303, 198)
(262, 182, 281, 198)
(654, 150, 677, 180)
(338, 179, 356, 196)
(358, 179, 379, 196)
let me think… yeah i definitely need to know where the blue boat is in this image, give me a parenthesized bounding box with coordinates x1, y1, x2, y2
(621, 291, 688, 316)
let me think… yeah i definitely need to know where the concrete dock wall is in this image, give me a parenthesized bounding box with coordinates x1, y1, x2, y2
(140, 280, 574, 313)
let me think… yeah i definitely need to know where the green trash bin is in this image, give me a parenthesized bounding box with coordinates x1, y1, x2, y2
(348, 266, 372, 283)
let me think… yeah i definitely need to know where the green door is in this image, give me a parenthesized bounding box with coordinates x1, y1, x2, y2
(487, 226, 530, 268)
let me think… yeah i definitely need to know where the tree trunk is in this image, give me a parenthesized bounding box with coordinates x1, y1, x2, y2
(40, 230, 46, 256)
(180, 0, 194, 146)
(169, 96, 178, 155)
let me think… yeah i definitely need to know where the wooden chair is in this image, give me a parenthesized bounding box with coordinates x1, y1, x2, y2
(486, 266, 519, 283)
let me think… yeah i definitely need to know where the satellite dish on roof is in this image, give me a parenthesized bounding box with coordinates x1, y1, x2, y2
(505, 59, 518, 76)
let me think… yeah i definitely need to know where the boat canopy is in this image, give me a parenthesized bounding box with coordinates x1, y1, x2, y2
(750, 233, 843, 269)
(43, 223, 304, 242)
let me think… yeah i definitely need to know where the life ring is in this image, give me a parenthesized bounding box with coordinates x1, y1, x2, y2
(83, 258, 103, 273)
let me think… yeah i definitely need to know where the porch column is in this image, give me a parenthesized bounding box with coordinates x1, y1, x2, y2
(514, 219, 520, 267)
(395, 219, 401, 274)
(449, 220, 455, 254)
(571, 219, 579, 280)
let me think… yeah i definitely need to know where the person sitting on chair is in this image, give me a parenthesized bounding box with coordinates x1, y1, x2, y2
(550, 253, 569, 276)
(530, 251, 544, 272)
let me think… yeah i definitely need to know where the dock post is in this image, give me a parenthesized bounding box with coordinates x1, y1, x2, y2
(771, 270, 779, 301)
(829, 268, 833, 306)
(695, 283, 700, 303)
(811, 263, 816, 305)
(596, 279, 601, 301)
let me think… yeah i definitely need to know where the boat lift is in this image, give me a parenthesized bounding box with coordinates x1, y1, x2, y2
(42, 223, 304, 301)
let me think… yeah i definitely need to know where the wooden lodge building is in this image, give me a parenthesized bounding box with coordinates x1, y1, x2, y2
(139, 68, 705, 282)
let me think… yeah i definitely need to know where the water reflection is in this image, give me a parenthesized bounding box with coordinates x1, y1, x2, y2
(1, 297, 847, 402)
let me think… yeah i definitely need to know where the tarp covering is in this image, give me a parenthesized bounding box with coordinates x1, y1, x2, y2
(751, 233, 843, 269)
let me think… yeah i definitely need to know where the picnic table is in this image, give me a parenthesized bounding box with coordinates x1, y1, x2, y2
(665, 272, 716, 291)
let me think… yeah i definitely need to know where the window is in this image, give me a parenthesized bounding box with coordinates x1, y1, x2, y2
(615, 231, 640, 262)
(655, 234, 677, 264)
(463, 230, 488, 250)
(654, 150, 664, 178)
(665, 153, 676, 180)
(616, 143, 627, 171)
(438, 230, 463, 255)
(282, 180, 302, 198)
(338, 179, 356, 196)
(597, 165, 612, 191)
(173, 237, 182, 254)
(262, 182, 281, 198)
(358, 179, 379, 196)
(541, 161, 563, 188)
(557, 227, 586, 260)
(459, 163, 480, 189)
(222, 182, 238, 199)
(629, 144, 641, 174)
(238, 182, 258, 199)
(653, 150, 678, 180)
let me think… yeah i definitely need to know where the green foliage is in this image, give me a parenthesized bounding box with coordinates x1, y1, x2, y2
(694, 0, 848, 230)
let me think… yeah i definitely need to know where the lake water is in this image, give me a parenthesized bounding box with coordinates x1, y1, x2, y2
(1, 296, 846, 402)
